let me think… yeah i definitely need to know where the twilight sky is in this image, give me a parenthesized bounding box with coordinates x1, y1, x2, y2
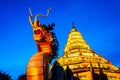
(0, 0, 120, 79)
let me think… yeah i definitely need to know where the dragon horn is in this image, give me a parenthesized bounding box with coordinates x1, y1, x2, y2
(34, 7, 52, 21)
(29, 7, 33, 17)
(28, 7, 38, 29)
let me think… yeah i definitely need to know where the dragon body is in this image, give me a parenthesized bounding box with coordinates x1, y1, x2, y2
(26, 8, 58, 80)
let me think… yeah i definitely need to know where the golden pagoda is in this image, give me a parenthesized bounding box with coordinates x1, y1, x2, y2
(57, 24, 120, 80)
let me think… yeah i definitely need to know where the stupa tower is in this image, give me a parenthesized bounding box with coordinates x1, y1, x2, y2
(57, 24, 120, 80)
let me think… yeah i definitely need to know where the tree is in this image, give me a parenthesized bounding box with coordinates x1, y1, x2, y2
(50, 61, 65, 80)
(0, 71, 12, 80)
(17, 73, 27, 80)
(65, 66, 74, 80)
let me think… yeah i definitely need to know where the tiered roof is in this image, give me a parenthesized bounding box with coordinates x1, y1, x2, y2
(58, 25, 119, 73)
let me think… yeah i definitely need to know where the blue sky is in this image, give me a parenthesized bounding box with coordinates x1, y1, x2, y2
(0, 0, 120, 79)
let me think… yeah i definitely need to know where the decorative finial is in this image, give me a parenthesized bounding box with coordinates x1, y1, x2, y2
(71, 22, 77, 31)
(72, 22, 75, 28)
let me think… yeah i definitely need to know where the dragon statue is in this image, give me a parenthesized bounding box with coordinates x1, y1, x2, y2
(26, 8, 59, 80)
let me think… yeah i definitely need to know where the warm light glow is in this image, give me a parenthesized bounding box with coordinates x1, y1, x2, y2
(82, 53, 93, 56)
(68, 53, 79, 57)
(27, 11, 54, 80)
(58, 27, 120, 80)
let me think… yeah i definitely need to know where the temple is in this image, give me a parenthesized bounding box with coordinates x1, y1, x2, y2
(57, 24, 120, 80)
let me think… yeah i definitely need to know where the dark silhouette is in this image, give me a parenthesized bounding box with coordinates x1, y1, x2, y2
(98, 62, 108, 80)
(50, 61, 65, 80)
(91, 67, 99, 80)
(0, 71, 12, 80)
(65, 66, 74, 80)
(92, 73, 99, 80)
(73, 77, 80, 80)
(42, 23, 55, 31)
(17, 73, 27, 80)
(90, 62, 99, 80)
(90, 62, 108, 80)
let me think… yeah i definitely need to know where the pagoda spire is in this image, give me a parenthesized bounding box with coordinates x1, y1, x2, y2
(70, 22, 77, 32)
(72, 22, 75, 28)
(57, 23, 120, 80)
(64, 23, 91, 57)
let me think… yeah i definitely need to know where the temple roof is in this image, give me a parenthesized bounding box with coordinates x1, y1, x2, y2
(57, 24, 119, 71)
(64, 25, 96, 57)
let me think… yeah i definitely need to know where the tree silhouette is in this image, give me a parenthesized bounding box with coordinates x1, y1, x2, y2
(50, 61, 65, 80)
(99, 69, 108, 80)
(65, 65, 74, 80)
(17, 73, 27, 80)
(0, 71, 12, 80)
(98, 62, 108, 80)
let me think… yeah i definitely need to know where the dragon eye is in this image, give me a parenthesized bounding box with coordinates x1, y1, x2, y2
(34, 30, 41, 35)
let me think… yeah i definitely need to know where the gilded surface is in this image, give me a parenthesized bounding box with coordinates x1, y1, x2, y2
(58, 26, 120, 80)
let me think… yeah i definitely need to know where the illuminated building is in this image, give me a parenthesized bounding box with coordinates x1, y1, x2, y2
(57, 24, 120, 80)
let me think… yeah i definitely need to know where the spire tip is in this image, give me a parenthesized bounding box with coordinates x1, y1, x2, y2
(72, 22, 75, 28)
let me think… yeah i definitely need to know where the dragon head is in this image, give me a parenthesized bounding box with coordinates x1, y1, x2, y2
(28, 7, 59, 59)
(33, 22, 53, 44)
(28, 7, 53, 43)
